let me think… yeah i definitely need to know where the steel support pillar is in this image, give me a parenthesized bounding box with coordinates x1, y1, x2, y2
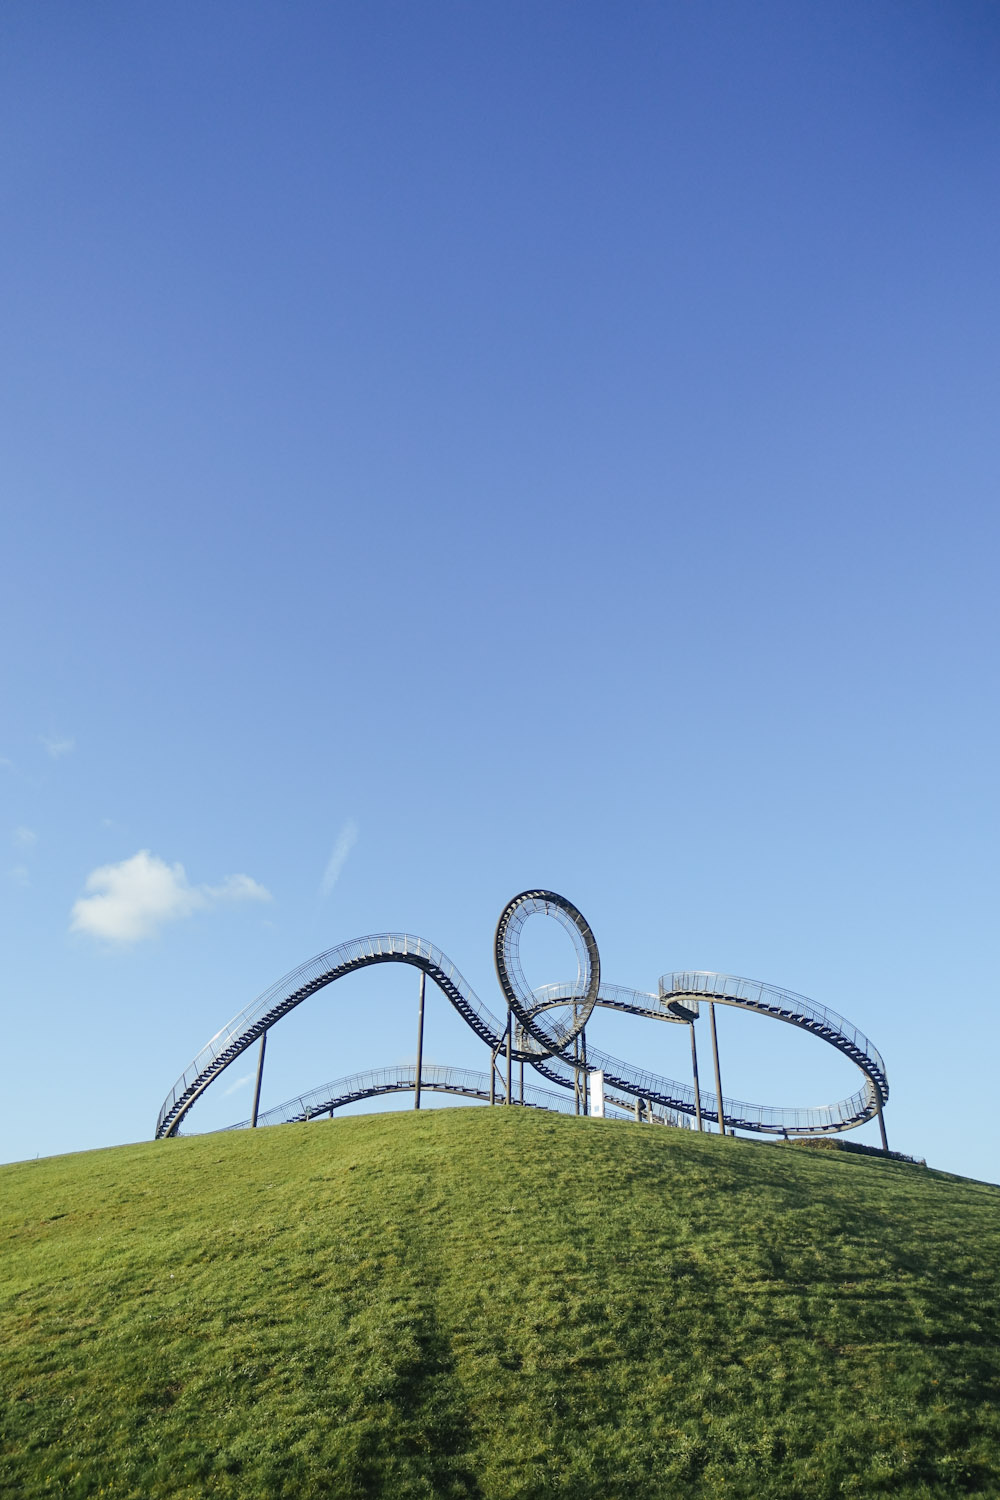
(505, 1009, 512, 1105)
(581, 1027, 588, 1116)
(707, 1001, 726, 1137)
(689, 1022, 703, 1132)
(414, 970, 426, 1110)
(876, 1097, 889, 1152)
(572, 1008, 580, 1115)
(250, 1032, 267, 1129)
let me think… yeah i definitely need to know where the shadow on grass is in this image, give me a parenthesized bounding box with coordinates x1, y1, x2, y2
(350, 1295, 482, 1500)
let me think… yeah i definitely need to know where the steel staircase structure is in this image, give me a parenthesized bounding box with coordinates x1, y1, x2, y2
(156, 895, 889, 1144)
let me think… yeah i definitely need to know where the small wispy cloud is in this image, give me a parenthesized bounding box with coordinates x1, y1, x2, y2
(223, 1072, 256, 1097)
(319, 819, 358, 900)
(41, 735, 75, 760)
(0, 757, 14, 772)
(70, 850, 271, 944)
(8, 864, 30, 887)
(12, 827, 37, 850)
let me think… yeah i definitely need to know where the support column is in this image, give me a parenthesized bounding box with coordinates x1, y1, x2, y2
(505, 1009, 512, 1105)
(689, 1022, 703, 1133)
(876, 1096, 889, 1153)
(634, 1096, 640, 1123)
(250, 1032, 267, 1129)
(572, 1006, 580, 1115)
(581, 1027, 588, 1116)
(707, 1001, 726, 1137)
(414, 970, 426, 1110)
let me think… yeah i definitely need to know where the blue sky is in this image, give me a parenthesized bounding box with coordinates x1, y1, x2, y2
(2, 2, 998, 1180)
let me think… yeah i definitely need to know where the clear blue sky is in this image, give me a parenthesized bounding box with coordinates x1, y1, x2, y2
(2, 2, 998, 1180)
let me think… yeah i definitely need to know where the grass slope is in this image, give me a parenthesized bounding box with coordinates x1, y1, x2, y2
(2, 1109, 999, 1499)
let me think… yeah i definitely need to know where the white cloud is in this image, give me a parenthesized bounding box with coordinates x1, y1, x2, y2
(70, 850, 270, 943)
(8, 864, 30, 887)
(319, 819, 358, 899)
(12, 826, 37, 849)
(41, 735, 75, 760)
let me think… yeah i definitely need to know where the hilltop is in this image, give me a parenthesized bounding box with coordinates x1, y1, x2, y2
(2, 1109, 999, 1498)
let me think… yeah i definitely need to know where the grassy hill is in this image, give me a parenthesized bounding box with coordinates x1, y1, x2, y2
(2, 1109, 999, 1499)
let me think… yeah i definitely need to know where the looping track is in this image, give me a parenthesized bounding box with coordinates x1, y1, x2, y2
(494, 890, 601, 1055)
(156, 897, 889, 1142)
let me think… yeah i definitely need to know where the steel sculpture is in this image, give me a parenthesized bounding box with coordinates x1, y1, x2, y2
(155, 889, 890, 1148)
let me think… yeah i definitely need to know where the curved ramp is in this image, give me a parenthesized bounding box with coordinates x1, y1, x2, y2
(662, 971, 888, 1101)
(155, 934, 503, 1140)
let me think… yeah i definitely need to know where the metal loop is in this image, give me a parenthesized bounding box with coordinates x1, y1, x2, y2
(494, 890, 600, 1058)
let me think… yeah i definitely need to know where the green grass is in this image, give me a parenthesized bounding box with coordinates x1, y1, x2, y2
(2, 1109, 999, 1499)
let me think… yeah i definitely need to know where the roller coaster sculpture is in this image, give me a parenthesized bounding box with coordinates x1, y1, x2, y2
(155, 890, 890, 1149)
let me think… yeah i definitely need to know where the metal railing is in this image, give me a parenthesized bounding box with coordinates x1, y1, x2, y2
(223, 1063, 648, 1129)
(523, 980, 675, 1025)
